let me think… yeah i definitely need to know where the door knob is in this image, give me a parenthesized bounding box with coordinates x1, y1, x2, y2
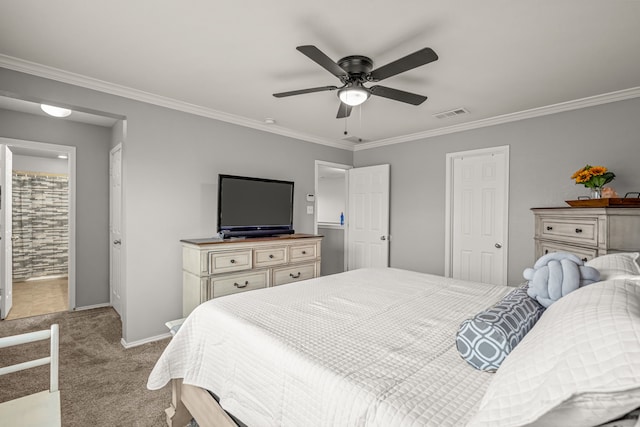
(380, 236, 386, 241)
(113, 239, 121, 245)
(495, 243, 502, 249)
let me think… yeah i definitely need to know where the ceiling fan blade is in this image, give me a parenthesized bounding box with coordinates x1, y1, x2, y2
(297, 45, 348, 79)
(369, 47, 438, 81)
(369, 85, 427, 105)
(273, 85, 338, 98)
(336, 102, 352, 119)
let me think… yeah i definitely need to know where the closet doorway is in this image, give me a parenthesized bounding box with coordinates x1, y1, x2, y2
(314, 161, 351, 275)
(0, 139, 75, 320)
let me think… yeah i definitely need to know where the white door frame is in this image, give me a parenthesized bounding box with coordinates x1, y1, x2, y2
(444, 145, 510, 283)
(1, 145, 13, 318)
(0, 137, 77, 311)
(314, 160, 352, 272)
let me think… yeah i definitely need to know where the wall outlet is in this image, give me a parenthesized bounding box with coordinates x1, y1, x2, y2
(306, 205, 314, 214)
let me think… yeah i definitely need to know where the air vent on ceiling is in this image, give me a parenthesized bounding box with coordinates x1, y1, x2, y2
(342, 136, 367, 143)
(433, 107, 469, 119)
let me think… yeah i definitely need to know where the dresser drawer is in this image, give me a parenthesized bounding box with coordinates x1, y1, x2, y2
(537, 241, 598, 262)
(289, 244, 317, 262)
(539, 217, 598, 246)
(208, 249, 252, 274)
(254, 246, 287, 267)
(272, 263, 316, 286)
(211, 271, 268, 298)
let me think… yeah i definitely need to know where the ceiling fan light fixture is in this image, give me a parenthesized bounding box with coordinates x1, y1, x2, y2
(41, 104, 72, 118)
(338, 87, 369, 107)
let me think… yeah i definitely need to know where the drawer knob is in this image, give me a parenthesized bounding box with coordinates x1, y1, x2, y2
(544, 249, 549, 254)
(582, 257, 588, 262)
(546, 226, 553, 231)
(230, 259, 236, 264)
(289, 272, 301, 279)
(301, 250, 307, 255)
(234, 281, 248, 288)
(575, 228, 583, 233)
(269, 254, 274, 259)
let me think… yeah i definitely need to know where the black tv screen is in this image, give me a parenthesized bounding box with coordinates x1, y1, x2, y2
(217, 174, 294, 238)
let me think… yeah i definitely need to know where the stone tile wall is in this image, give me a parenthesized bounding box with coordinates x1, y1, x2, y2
(12, 171, 69, 281)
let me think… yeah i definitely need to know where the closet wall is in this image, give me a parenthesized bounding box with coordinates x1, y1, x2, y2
(317, 167, 347, 276)
(12, 155, 69, 281)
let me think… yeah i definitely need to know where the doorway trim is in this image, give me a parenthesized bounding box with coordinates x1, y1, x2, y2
(444, 145, 510, 283)
(314, 160, 352, 272)
(0, 137, 76, 311)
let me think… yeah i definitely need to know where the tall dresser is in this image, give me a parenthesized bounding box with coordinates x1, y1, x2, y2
(181, 234, 322, 316)
(532, 207, 640, 261)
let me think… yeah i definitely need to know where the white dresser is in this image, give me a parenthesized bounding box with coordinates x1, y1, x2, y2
(181, 234, 322, 316)
(532, 207, 640, 261)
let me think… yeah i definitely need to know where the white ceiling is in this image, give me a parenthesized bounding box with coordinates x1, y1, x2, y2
(1, 1, 639, 149)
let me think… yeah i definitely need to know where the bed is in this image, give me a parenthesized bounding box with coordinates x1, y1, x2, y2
(148, 265, 640, 427)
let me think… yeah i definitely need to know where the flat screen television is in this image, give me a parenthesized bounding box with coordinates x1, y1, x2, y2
(217, 174, 295, 238)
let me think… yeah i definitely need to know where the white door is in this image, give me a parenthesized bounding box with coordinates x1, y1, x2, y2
(0, 145, 13, 319)
(347, 164, 390, 270)
(109, 144, 123, 316)
(446, 146, 509, 285)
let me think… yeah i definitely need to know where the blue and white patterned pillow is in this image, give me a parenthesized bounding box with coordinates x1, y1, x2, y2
(456, 284, 545, 372)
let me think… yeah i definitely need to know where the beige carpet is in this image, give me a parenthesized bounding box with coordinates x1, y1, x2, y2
(0, 307, 173, 426)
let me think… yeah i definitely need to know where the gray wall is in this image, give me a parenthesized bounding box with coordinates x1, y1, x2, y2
(354, 97, 640, 285)
(0, 67, 353, 343)
(13, 154, 68, 175)
(0, 109, 111, 306)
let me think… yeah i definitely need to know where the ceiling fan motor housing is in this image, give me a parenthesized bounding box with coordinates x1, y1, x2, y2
(338, 55, 373, 81)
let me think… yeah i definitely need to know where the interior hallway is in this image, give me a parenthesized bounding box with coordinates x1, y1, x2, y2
(5, 277, 68, 320)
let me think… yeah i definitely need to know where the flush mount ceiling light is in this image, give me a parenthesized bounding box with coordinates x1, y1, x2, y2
(40, 104, 72, 118)
(338, 84, 370, 107)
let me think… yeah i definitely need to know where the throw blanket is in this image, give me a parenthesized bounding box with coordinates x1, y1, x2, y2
(523, 252, 600, 307)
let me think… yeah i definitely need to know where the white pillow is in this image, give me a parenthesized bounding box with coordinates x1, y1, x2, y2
(468, 279, 640, 427)
(586, 252, 640, 280)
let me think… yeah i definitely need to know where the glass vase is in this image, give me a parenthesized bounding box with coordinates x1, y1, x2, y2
(591, 187, 602, 199)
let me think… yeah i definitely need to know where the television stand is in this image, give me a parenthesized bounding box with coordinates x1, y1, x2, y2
(181, 234, 322, 316)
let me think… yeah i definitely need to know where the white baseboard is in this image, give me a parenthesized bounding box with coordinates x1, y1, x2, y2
(74, 303, 110, 311)
(121, 332, 171, 349)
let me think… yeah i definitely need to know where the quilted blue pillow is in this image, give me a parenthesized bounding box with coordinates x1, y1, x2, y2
(456, 284, 545, 372)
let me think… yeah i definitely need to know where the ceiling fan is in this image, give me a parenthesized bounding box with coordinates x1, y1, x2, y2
(273, 45, 438, 118)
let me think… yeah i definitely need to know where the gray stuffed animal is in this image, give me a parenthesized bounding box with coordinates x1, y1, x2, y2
(523, 252, 600, 307)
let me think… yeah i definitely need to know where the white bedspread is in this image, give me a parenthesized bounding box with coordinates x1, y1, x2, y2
(148, 268, 511, 426)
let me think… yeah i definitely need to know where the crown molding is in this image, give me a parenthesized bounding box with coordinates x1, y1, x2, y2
(0, 54, 354, 151)
(3, 54, 639, 153)
(354, 86, 640, 151)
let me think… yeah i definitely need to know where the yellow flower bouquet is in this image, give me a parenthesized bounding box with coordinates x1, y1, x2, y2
(571, 165, 615, 189)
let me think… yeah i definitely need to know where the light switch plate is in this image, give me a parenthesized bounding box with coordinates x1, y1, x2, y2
(306, 205, 314, 214)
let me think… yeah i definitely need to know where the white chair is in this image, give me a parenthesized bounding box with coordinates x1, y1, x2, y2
(0, 324, 61, 427)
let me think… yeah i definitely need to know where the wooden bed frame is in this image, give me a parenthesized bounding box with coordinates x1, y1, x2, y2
(166, 378, 238, 427)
